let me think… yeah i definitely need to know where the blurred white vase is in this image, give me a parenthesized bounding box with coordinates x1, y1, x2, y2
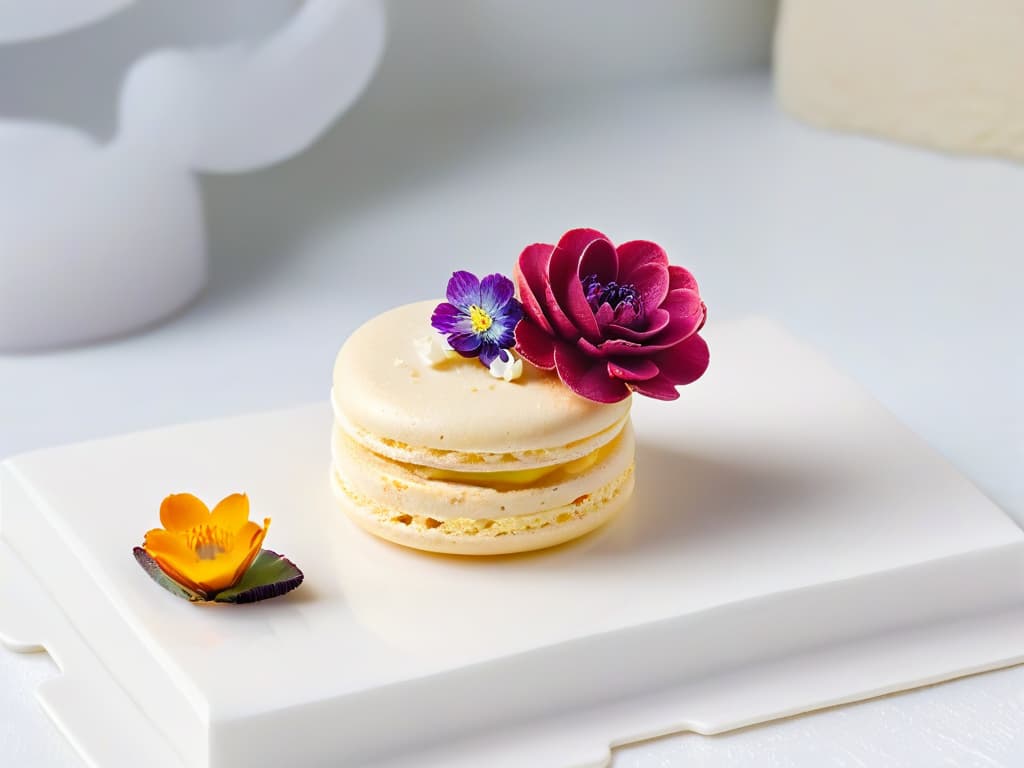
(0, 0, 385, 351)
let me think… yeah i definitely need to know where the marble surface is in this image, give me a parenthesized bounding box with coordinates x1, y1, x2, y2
(1, 19, 1023, 766)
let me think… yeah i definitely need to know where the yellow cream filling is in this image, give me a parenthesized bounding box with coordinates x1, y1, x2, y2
(407, 437, 616, 488)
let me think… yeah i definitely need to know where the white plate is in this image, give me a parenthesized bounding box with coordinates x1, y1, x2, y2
(2, 318, 1022, 768)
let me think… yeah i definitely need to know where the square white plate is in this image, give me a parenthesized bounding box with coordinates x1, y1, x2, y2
(2, 318, 1022, 768)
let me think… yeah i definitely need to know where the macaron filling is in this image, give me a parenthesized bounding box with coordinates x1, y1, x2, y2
(399, 438, 617, 489)
(332, 423, 636, 523)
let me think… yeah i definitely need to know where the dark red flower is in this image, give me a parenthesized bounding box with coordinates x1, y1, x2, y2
(514, 228, 708, 403)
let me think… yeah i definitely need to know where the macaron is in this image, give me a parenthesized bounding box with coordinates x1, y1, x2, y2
(330, 300, 635, 555)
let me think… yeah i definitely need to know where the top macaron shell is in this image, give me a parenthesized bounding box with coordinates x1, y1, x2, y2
(332, 301, 632, 470)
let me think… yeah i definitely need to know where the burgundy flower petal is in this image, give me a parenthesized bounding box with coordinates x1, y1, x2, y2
(601, 331, 682, 357)
(597, 291, 705, 355)
(554, 343, 631, 403)
(651, 333, 710, 386)
(515, 243, 555, 334)
(627, 262, 670, 310)
(598, 336, 688, 357)
(629, 374, 681, 401)
(540, 264, 584, 341)
(514, 317, 557, 369)
(612, 302, 642, 329)
(616, 240, 668, 283)
(662, 287, 704, 316)
(556, 228, 611, 261)
(607, 358, 660, 382)
(643, 289, 705, 348)
(594, 303, 616, 328)
(607, 308, 670, 341)
(446, 271, 481, 310)
(578, 237, 618, 285)
(549, 245, 601, 341)
(667, 264, 699, 292)
(577, 337, 607, 358)
(580, 336, 674, 359)
(590, 337, 649, 357)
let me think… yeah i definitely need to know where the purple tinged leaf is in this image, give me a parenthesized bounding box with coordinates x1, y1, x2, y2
(214, 550, 304, 604)
(135, 547, 304, 604)
(134, 547, 207, 602)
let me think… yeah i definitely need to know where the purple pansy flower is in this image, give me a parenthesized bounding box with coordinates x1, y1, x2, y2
(431, 271, 523, 367)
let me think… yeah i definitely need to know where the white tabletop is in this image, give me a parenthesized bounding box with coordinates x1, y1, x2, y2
(2, 48, 1023, 768)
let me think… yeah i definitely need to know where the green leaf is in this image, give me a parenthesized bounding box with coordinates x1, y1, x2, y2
(133, 547, 207, 602)
(213, 550, 304, 604)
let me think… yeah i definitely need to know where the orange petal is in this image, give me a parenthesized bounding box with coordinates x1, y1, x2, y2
(149, 551, 208, 596)
(228, 519, 270, 586)
(210, 493, 250, 533)
(145, 517, 271, 596)
(160, 493, 210, 532)
(145, 531, 229, 595)
(173, 520, 268, 594)
(143, 529, 195, 564)
(230, 518, 269, 551)
(187, 558, 246, 594)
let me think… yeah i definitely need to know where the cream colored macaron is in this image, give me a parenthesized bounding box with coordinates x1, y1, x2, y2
(331, 301, 635, 555)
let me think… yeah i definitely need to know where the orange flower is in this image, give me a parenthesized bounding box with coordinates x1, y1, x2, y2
(143, 493, 270, 597)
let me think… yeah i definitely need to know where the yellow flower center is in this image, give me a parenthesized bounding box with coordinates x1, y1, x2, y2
(185, 524, 233, 560)
(469, 304, 493, 334)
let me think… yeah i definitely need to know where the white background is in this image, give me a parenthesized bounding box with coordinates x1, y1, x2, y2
(2, 1, 1023, 765)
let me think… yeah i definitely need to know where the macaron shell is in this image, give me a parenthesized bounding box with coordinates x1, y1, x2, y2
(332, 301, 632, 462)
(332, 401, 630, 472)
(332, 422, 635, 521)
(332, 460, 635, 556)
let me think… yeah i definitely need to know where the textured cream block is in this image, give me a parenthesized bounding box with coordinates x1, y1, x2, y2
(775, 0, 1024, 161)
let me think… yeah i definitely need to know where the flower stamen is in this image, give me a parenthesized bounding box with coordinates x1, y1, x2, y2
(468, 305, 494, 333)
(581, 274, 643, 316)
(186, 524, 232, 560)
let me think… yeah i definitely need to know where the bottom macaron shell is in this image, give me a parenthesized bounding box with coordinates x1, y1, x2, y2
(331, 423, 635, 522)
(331, 463, 635, 556)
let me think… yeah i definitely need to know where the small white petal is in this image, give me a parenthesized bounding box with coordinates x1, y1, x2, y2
(415, 334, 460, 366)
(489, 350, 523, 382)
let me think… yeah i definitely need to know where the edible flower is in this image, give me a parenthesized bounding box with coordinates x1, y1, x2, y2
(417, 330, 524, 382)
(514, 228, 709, 403)
(488, 349, 524, 381)
(415, 333, 460, 365)
(431, 271, 523, 367)
(134, 493, 303, 604)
